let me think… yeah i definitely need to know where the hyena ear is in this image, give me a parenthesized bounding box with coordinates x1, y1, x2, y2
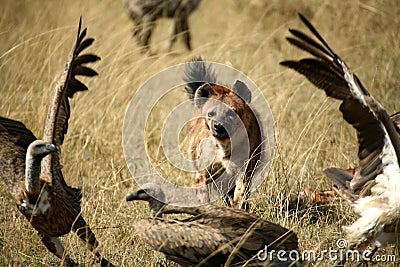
(194, 83, 213, 108)
(232, 80, 251, 104)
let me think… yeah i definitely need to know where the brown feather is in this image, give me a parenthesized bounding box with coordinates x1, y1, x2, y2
(280, 15, 390, 195)
(41, 17, 100, 187)
(0, 19, 112, 266)
(137, 204, 299, 266)
(0, 117, 37, 197)
(281, 13, 400, 255)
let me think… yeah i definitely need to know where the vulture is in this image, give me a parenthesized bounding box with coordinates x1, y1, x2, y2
(280, 14, 400, 264)
(126, 183, 302, 266)
(0, 19, 113, 266)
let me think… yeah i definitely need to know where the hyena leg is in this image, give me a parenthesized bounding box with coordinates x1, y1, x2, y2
(195, 172, 210, 204)
(168, 16, 191, 50)
(180, 17, 192, 50)
(73, 216, 114, 267)
(40, 234, 76, 266)
(167, 17, 180, 50)
(223, 188, 235, 207)
(128, 12, 142, 37)
(133, 20, 143, 38)
(137, 15, 156, 49)
(232, 174, 251, 210)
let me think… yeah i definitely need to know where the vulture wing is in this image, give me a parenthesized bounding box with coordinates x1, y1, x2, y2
(160, 205, 299, 265)
(390, 111, 400, 128)
(135, 218, 233, 267)
(41, 18, 100, 187)
(280, 14, 400, 248)
(0, 117, 37, 197)
(280, 13, 400, 198)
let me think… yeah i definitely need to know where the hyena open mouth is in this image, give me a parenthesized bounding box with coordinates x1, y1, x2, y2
(209, 120, 229, 140)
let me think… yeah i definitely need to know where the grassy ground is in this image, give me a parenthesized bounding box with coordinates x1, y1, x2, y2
(1, 0, 400, 266)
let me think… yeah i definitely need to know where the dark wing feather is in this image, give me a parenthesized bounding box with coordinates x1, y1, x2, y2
(135, 218, 232, 267)
(280, 14, 400, 196)
(390, 112, 400, 126)
(0, 117, 37, 149)
(159, 205, 299, 265)
(0, 117, 37, 197)
(280, 59, 350, 99)
(194, 205, 298, 251)
(41, 18, 100, 186)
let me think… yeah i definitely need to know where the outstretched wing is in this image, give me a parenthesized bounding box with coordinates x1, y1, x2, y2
(280, 14, 400, 198)
(41, 18, 100, 186)
(0, 117, 37, 197)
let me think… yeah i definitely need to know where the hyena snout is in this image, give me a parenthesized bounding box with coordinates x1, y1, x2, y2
(212, 121, 228, 136)
(207, 109, 242, 139)
(209, 118, 240, 140)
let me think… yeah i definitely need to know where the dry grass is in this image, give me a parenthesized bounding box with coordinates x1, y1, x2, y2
(1, 0, 400, 266)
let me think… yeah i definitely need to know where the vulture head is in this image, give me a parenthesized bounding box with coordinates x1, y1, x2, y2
(28, 140, 57, 159)
(126, 183, 166, 218)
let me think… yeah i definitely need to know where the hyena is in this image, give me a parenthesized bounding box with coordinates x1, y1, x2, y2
(124, 0, 201, 51)
(183, 58, 262, 209)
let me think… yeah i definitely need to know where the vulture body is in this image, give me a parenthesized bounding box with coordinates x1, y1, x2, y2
(126, 183, 302, 266)
(0, 19, 113, 266)
(281, 14, 400, 261)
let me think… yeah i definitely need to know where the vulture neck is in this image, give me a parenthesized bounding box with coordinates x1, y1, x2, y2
(149, 200, 165, 218)
(25, 151, 43, 197)
(367, 96, 400, 160)
(381, 113, 400, 161)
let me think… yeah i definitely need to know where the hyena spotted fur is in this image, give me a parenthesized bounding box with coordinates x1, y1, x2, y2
(183, 58, 262, 209)
(124, 0, 201, 51)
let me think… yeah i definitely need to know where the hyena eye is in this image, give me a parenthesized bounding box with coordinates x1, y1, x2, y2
(207, 111, 215, 117)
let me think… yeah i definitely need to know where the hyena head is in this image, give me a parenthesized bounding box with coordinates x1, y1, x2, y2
(193, 80, 252, 140)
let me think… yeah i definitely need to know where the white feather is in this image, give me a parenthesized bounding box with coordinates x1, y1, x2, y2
(339, 56, 400, 250)
(20, 190, 51, 216)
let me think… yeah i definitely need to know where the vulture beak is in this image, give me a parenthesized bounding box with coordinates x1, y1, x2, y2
(126, 189, 146, 202)
(126, 191, 137, 202)
(46, 143, 57, 153)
